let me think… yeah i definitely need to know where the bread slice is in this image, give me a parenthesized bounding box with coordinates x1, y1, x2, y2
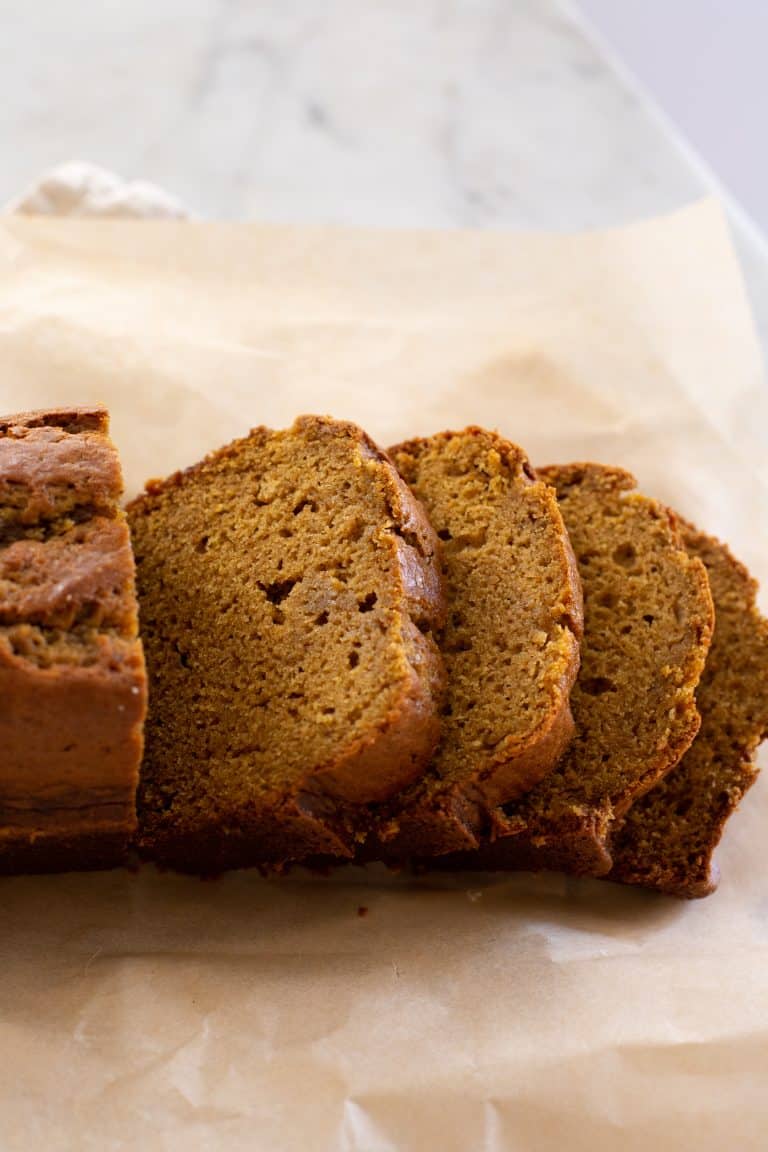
(609, 523, 768, 897)
(129, 415, 446, 872)
(365, 429, 583, 857)
(435, 464, 714, 876)
(0, 406, 147, 873)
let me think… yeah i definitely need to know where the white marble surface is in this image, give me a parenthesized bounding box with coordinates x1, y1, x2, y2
(1, 0, 767, 352)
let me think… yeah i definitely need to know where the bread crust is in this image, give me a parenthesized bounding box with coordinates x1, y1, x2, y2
(431, 463, 714, 878)
(609, 523, 768, 897)
(366, 429, 583, 859)
(0, 407, 147, 873)
(133, 416, 447, 872)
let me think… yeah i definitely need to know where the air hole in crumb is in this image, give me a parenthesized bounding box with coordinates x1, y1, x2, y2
(437, 528, 452, 541)
(348, 650, 360, 668)
(195, 536, 209, 554)
(260, 578, 298, 605)
(315, 610, 329, 626)
(358, 592, 377, 613)
(446, 636, 473, 654)
(293, 498, 317, 516)
(675, 796, 693, 818)
(613, 543, 637, 567)
(581, 676, 616, 696)
(643, 614, 655, 625)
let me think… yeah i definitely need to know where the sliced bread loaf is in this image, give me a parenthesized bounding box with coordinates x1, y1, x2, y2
(0, 407, 147, 873)
(129, 416, 446, 872)
(435, 464, 714, 876)
(609, 523, 768, 897)
(367, 429, 583, 857)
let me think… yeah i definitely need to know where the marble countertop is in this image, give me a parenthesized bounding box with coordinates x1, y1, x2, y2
(1, 0, 767, 356)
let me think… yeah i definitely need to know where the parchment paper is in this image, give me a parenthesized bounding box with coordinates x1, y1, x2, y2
(0, 202, 766, 1151)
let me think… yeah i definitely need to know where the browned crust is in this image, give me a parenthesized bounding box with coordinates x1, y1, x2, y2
(0, 406, 109, 435)
(362, 429, 583, 860)
(431, 821, 613, 878)
(538, 465, 713, 827)
(304, 420, 447, 804)
(133, 415, 446, 870)
(0, 828, 132, 875)
(428, 462, 713, 879)
(141, 794, 357, 875)
(0, 407, 147, 875)
(370, 700, 579, 860)
(609, 523, 768, 898)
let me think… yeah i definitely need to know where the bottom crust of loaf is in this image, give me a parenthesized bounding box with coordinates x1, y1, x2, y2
(138, 795, 361, 876)
(0, 828, 131, 875)
(427, 824, 613, 878)
(369, 702, 578, 861)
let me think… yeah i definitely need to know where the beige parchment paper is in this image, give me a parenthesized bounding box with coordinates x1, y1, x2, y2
(0, 201, 766, 1151)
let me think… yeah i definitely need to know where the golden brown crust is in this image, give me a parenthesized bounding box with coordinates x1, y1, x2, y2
(133, 415, 447, 872)
(0, 407, 122, 535)
(0, 829, 133, 875)
(0, 407, 147, 873)
(430, 462, 713, 878)
(609, 523, 768, 898)
(301, 420, 447, 804)
(365, 428, 583, 859)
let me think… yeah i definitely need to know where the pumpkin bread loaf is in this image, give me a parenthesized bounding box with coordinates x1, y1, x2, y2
(129, 416, 446, 873)
(436, 464, 714, 876)
(366, 430, 583, 858)
(609, 523, 768, 897)
(0, 407, 147, 873)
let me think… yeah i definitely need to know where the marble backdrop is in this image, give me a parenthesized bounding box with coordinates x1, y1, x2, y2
(1, 0, 767, 353)
(0, 0, 700, 225)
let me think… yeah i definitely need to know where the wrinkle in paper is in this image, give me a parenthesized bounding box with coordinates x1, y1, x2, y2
(0, 202, 766, 1152)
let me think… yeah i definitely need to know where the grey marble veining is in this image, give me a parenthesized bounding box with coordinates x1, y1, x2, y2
(0, 0, 703, 224)
(0, 0, 767, 354)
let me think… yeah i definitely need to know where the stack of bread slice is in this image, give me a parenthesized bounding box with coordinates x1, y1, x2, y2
(2, 407, 767, 898)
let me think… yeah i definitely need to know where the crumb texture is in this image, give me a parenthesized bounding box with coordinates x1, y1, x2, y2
(369, 428, 583, 857)
(610, 524, 768, 897)
(439, 464, 714, 875)
(0, 407, 146, 873)
(131, 416, 446, 871)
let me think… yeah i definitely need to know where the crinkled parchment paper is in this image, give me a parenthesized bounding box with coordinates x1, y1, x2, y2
(0, 202, 766, 1151)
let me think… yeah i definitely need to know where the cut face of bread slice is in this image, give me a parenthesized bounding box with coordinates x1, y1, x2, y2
(436, 464, 714, 876)
(0, 407, 147, 873)
(366, 429, 583, 857)
(129, 416, 446, 872)
(609, 524, 768, 898)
